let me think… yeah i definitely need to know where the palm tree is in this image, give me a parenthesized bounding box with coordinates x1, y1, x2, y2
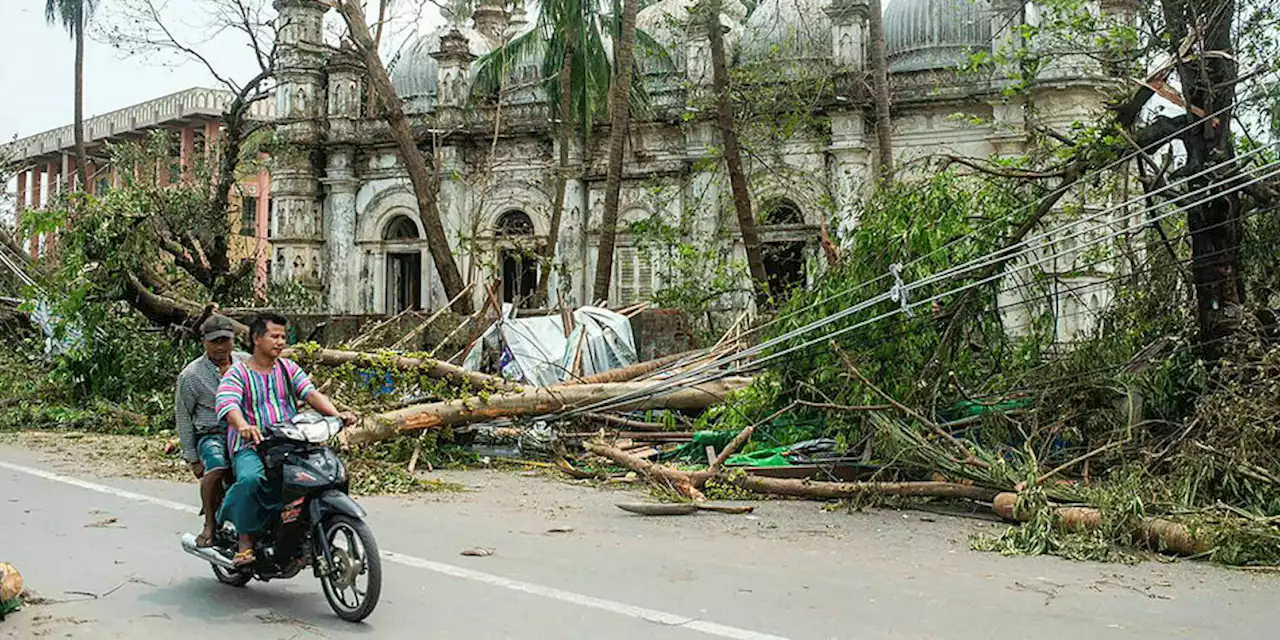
(474, 0, 668, 305)
(703, 0, 768, 303)
(45, 0, 99, 192)
(590, 0, 639, 302)
(868, 0, 893, 183)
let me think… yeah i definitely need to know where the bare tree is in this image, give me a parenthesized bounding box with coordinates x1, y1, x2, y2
(89, 0, 278, 322)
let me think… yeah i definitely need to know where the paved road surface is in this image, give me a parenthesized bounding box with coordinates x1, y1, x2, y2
(1, 443, 1277, 639)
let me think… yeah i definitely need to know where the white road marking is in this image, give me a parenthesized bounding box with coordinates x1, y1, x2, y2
(0, 458, 791, 640)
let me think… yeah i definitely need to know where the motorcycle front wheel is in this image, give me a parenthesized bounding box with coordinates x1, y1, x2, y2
(318, 514, 381, 622)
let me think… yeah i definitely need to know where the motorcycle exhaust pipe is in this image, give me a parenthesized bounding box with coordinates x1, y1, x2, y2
(180, 532, 237, 570)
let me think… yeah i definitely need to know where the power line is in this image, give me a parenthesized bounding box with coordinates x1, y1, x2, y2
(565, 160, 1280, 416)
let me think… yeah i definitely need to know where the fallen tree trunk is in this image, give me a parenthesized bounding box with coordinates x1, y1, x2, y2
(585, 440, 713, 500)
(991, 493, 1211, 556)
(345, 377, 752, 445)
(582, 413, 669, 431)
(584, 438, 997, 503)
(284, 347, 515, 392)
(565, 352, 697, 385)
(728, 475, 1000, 502)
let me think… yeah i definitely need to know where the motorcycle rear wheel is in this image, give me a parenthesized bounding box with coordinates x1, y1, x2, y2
(318, 514, 381, 622)
(211, 563, 252, 587)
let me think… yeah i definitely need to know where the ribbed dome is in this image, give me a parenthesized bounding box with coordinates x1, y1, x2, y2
(389, 26, 493, 113)
(637, 0, 747, 71)
(739, 0, 832, 62)
(884, 0, 992, 73)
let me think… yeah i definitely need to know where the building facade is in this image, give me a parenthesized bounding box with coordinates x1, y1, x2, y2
(268, 0, 1133, 343)
(6, 0, 1137, 344)
(5, 87, 276, 290)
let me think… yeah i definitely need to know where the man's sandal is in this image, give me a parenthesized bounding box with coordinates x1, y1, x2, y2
(195, 532, 214, 548)
(232, 549, 256, 567)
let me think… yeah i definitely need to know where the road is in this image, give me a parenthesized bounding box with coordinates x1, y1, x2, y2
(1, 442, 1277, 639)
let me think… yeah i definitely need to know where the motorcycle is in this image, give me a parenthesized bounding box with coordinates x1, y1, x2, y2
(180, 413, 381, 622)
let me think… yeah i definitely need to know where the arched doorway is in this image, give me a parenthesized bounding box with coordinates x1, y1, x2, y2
(495, 210, 538, 307)
(760, 199, 807, 300)
(383, 215, 422, 313)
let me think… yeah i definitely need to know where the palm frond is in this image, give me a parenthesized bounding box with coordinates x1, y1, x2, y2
(472, 28, 549, 98)
(635, 28, 674, 72)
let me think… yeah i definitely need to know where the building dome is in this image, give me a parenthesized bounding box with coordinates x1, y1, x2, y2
(389, 26, 493, 113)
(637, 0, 747, 71)
(884, 0, 992, 73)
(739, 0, 832, 63)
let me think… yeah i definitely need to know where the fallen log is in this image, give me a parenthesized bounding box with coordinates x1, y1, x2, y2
(344, 377, 752, 445)
(565, 352, 697, 385)
(991, 493, 1212, 556)
(561, 431, 695, 441)
(728, 474, 1001, 502)
(582, 413, 670, 432)
(284, 347, 516, 392)
(585, 440, 713, 501)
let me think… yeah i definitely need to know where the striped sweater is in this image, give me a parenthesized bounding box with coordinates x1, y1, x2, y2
(215, 358, 316, 454)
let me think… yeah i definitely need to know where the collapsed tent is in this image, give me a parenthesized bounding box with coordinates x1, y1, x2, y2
(462, 305, 638, 387)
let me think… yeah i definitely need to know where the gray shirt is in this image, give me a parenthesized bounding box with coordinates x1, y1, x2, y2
(176, 351, 250, 462)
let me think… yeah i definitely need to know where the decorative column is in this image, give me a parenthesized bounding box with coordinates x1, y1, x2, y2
(825, 0, 869, 70)
(271, 0, 329, 302)
(323, 50, 365, 314)
(472, 0, 509, 48)
(551, 139, 588, 306)
(255, 163, 271, 299)
(431, 29, 477, 127)
(990, 0, 1021, 81)
(684, 17, 714, 97)
(322, 147, 360, 313)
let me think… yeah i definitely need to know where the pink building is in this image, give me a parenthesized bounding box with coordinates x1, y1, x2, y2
(4, 87, 276, 293)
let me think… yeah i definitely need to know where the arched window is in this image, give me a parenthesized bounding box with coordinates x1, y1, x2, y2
(494, 210, 537, 306)
(762, 199, 804, 225)
(495, 210, 535, 237)
(759, 199, 807, 301)
(383, 215, 420, 241)
(383, 215, 422, 313)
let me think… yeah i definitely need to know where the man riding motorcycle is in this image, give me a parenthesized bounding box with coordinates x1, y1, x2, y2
(175, 314, 249, 548)
(215, 313, 354, 567)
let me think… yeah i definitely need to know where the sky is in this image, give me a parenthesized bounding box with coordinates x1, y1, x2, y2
(1, 3, 243, 141)
(0, 1, 447, 143)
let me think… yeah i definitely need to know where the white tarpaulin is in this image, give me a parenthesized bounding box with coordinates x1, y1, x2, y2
(462, 305, 638, 387)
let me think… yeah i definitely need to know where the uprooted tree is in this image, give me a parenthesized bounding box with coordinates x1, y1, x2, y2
(39, 0, 289, 329)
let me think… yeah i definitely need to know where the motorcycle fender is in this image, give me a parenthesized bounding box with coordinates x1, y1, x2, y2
(309, 489, 367, 522)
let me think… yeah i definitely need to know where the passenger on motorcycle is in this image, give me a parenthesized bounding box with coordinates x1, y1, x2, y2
(176, 314, 249, 548)
(215, 313, 355, 567)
